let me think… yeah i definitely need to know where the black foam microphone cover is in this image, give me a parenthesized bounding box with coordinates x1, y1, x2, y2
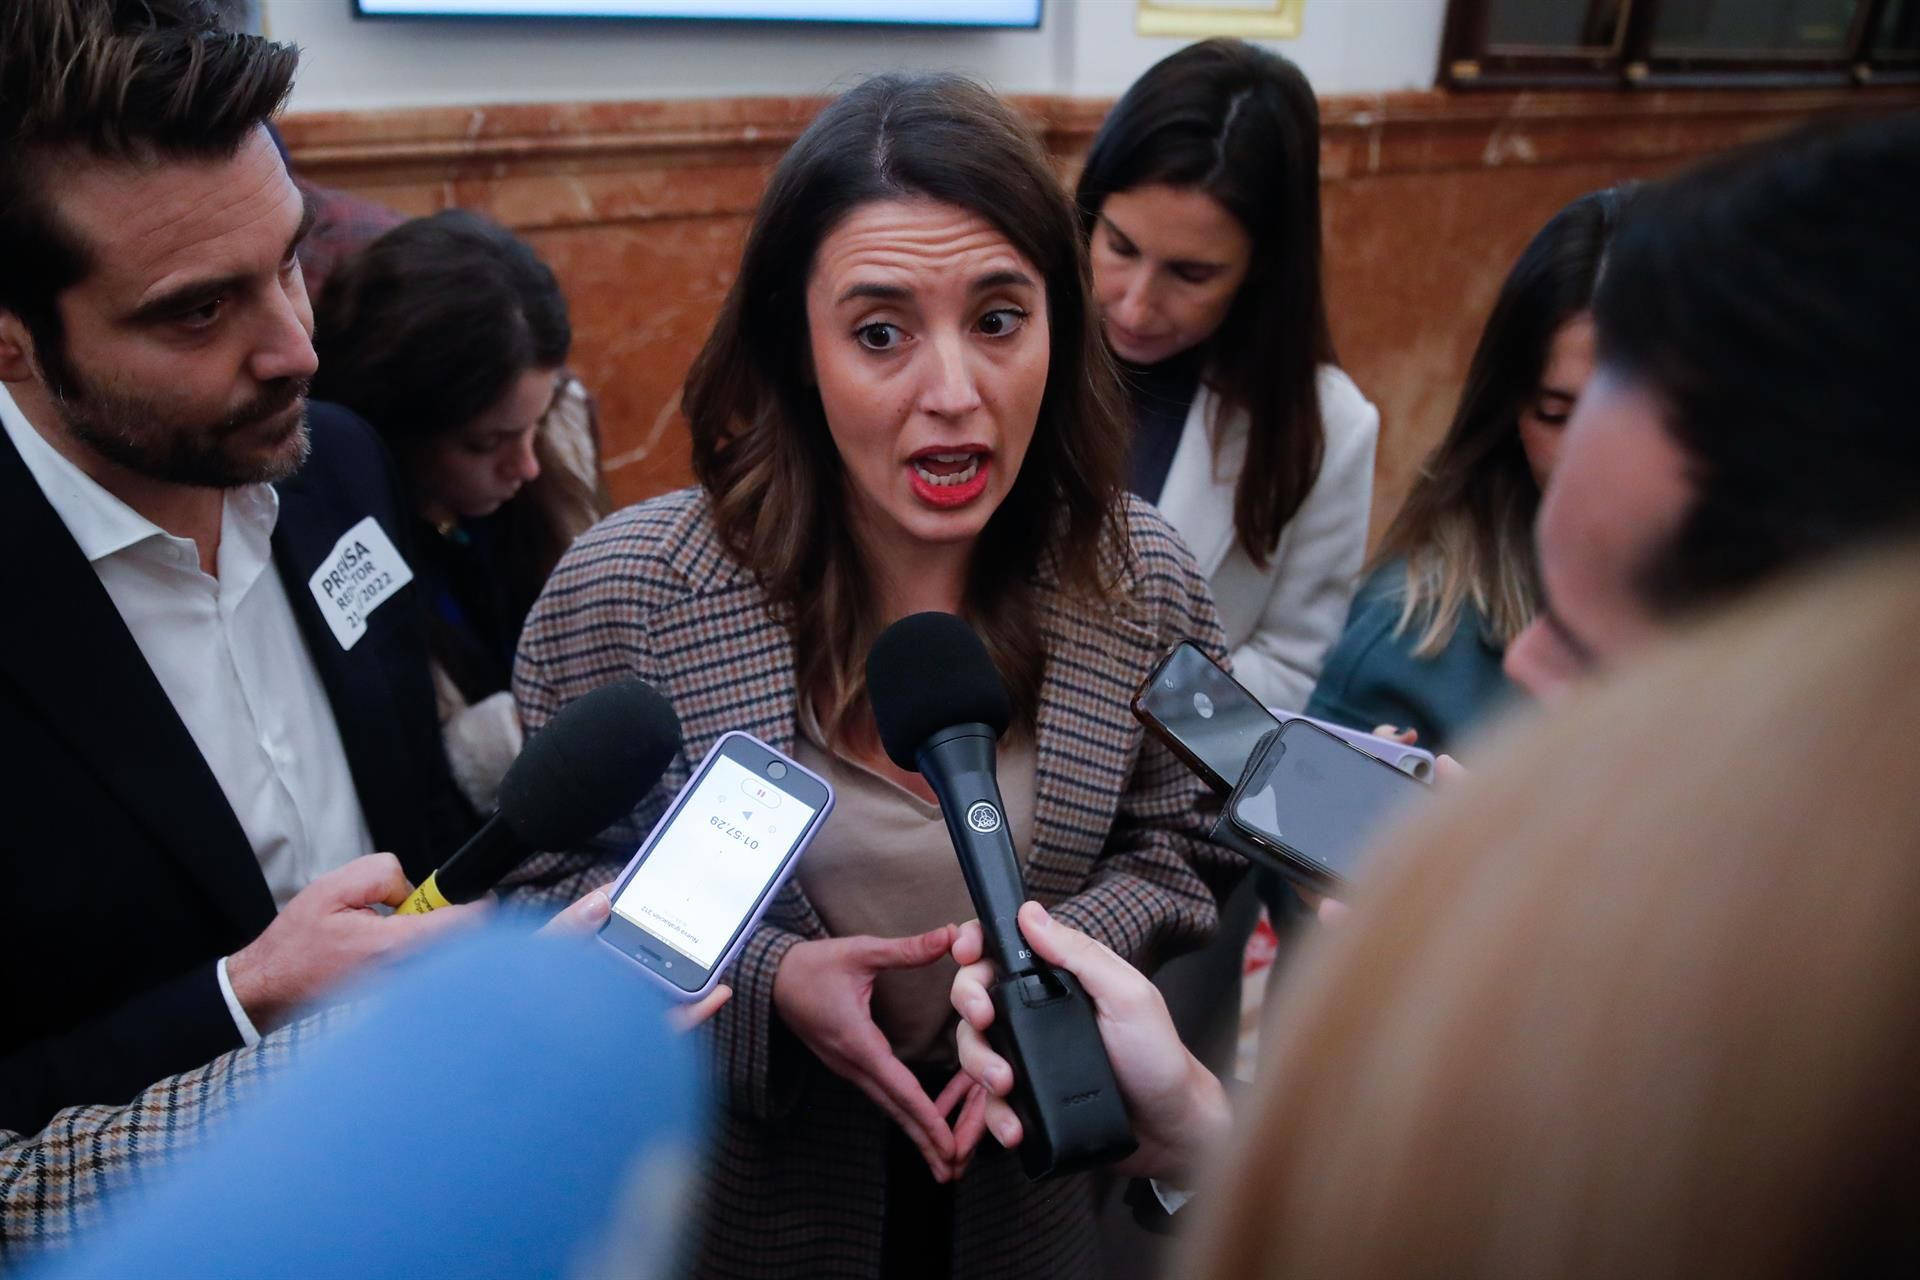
(419, 678, 682, 907)
(498, 677, 682, 851)
(867, 612, 1011, 770)
(864, 611, 1137, 1179)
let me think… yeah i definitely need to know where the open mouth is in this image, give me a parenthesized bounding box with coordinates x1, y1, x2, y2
(906, 447, 992, 509)
(911, 451, 982, 487)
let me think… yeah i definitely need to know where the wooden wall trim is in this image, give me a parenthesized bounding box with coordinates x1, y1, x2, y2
(280, 86, 1920, 232)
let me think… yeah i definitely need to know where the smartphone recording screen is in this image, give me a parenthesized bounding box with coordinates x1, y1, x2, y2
(611, 754, 817, 970)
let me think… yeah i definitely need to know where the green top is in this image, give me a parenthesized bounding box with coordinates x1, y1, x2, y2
(1303, 560, 1518, 755)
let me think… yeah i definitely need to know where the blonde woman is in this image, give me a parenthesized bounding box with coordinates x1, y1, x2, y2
(1307, 187, 1630, 752)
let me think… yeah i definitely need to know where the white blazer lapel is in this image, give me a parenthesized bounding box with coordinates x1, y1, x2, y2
(1155, 385, 1242, 579)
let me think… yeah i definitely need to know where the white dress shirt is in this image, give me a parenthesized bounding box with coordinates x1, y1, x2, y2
(1, 385, 374, 1043)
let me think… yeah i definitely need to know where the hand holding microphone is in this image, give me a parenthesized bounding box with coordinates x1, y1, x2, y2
(397, 678, 681, 915)
(950, 902, 1232, 1183)
(229, 679, 678, 1031)
(867, 613, 1137, 1179)
(227, 853, 488, 1032)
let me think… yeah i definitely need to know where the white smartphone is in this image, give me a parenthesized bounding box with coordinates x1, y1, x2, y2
(598, 731, 833, 1001)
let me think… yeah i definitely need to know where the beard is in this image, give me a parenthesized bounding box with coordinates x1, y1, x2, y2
(48, 361, 312, 489)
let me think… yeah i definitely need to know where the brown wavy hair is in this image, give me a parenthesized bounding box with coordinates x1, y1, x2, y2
(683, 74, 1131, 743)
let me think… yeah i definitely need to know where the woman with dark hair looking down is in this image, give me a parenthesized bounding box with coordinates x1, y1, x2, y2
(513, 75, 1235, 1277)
(1077, 38, 1378, 1080)
(1078, 38, 1379, 713)
(313, 211, 606, 810)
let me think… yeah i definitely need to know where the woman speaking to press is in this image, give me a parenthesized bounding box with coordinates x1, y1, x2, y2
(512, 75, 1235, 1277)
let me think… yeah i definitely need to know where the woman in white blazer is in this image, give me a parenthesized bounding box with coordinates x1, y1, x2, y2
(1075, 38, 1380, 1083)
(1156, 371, 1378, 710)
(1076, 39, 1379, 714)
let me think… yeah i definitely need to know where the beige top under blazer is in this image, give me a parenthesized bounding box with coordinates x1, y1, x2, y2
(1155, 364, 1380, 711)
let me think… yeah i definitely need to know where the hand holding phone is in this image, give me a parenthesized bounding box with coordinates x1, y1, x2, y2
(1272, 710, 1437, 782)
(599, 732, 833, 1001)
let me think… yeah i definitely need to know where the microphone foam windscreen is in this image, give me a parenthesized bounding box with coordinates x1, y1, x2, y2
(497, 678, 682, 850)
(866, 612, 1012, 772)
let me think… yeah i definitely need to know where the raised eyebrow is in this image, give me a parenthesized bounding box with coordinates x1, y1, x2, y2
(972, 269, 1037, 293)
(836, 282, 911, 306)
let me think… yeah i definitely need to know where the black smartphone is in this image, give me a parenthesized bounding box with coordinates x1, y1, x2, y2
(1131, 639, 1281, 794)
(1226, 718, 1428, 894)
(598, 731, 834, 1001)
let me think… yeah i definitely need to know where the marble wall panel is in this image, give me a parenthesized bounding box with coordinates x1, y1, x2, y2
(1322, 158, 1670, 531)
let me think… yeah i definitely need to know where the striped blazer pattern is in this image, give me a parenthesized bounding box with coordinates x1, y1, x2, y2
(512, 487, 1241, 1278)
(0, 1010, 344, 1261)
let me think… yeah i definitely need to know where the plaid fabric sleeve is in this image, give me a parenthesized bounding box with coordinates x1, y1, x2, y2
(1049, 506, 1247, 973)
(509, 498, 810, 1122)
(0, 1008, 346, 1264)
(503, 505, 670, 918)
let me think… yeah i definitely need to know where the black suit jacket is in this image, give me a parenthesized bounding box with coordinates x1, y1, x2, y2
(0, 401, 474, 1133)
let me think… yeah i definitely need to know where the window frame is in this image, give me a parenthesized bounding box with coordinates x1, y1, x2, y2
(1440, 0, 1920, 88)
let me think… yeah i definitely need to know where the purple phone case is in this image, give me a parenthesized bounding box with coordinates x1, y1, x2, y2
(599, 730, 835, 1002)
(1268, 708, 1437, 781)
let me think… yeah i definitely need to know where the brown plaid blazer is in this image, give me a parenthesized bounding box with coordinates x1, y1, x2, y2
(513, 487, 1242, 1278)
(0, 1010, 346, 1263)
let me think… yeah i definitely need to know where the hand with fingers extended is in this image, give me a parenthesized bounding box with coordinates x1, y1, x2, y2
(948, 902, 1231, 1183)
(226, 853, 488, 1033)
(542, 885, 733, 1031)
(772, 925, 971, 1183)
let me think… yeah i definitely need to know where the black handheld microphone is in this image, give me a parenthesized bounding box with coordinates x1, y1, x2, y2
(397, 678, 681, 914)
(868, 613, 1137, 1179)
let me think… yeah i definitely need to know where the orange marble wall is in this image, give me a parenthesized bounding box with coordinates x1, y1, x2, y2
(280, 87, 1919, 537)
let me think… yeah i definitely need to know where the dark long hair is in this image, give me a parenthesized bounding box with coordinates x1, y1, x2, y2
(1076, 38, 1333, 569)
(314, 211, 597, 694)
(313, 210, 571, 443)
(683, 74, 1131, 743)
(1595, 112, 1920, 615)
(1376, 187, 1630, 654)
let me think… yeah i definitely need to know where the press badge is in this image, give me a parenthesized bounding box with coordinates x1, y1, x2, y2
(308, 515, 414, 651)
